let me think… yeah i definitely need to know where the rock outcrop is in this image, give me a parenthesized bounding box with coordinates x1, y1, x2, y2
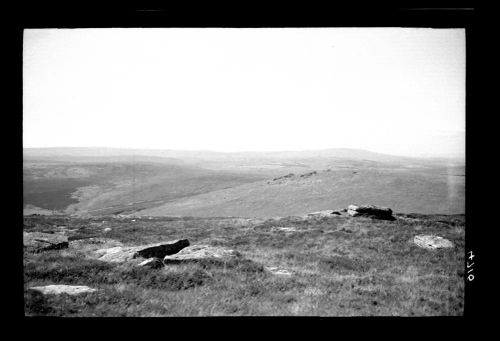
(95, 239, 189, 263)
(273, 173, 295, 181)
(268, 173, 295, 184)
(29, 285, 97, 295)
(347, 204, 394, 220)
(163, 245, 241, 264)
(414, 235, 454, 249)
(300, 171, 317, 178)
(24, 232, 69, 253)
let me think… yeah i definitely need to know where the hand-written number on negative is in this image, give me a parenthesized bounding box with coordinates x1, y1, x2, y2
(466, 251, 475, 282)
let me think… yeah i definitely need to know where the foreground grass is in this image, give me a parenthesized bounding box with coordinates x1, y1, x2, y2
(23, 213, 465, 316)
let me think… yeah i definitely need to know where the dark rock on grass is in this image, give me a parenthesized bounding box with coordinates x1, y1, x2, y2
(24, 232, 69, 253)
(96, 239, 190, 263)
(273, 173, 295, 181)
(347, 204, 395, 220)
(300, 171, 317, 178)
(163, 245, 241, 264)
(135, 239, 190, 258)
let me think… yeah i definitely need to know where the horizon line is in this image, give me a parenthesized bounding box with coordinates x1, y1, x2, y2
(23, 145, 465, 160)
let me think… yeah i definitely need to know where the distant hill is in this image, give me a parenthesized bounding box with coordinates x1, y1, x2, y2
(23, 147, 465, 216)
(23, 147, 463, 165)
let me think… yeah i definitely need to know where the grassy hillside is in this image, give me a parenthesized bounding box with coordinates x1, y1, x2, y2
(23, 213, 465, 316)
(23, 160, 267, 215)
(138, 168, 465, 217)
(23, 148, 464, 217)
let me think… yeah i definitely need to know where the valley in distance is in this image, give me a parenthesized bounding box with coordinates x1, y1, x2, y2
(23, 147, 465, 316)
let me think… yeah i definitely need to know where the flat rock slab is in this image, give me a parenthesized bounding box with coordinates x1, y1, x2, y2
(29, 285, 97, 296)
(163, 245, 241, 264)
(298, 210, 346, 220)
(307, 210, 341, 217)
(414, 235, 454, 249)
(271, 226, 300, 233)
(24, 232, 69, 253)
(347, 204, 394, 220)
(266, 266, 293, 276)
(96, 239, 189, 263)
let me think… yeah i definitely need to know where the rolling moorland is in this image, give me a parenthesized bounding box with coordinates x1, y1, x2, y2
(23, 147, 465, 316)
(24, 213, 464, 316)
(23, 147, 464, 217)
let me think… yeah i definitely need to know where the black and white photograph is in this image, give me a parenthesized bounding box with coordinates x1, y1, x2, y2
(21, 12, 471, 317)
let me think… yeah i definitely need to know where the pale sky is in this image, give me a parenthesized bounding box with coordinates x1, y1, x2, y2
(23, 28, 465, 158)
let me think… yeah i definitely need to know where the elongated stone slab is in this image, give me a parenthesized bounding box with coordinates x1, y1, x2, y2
(163, 245, 240, 264)
(29, 285, 97, 295)
(96, 239, 189, 263)
(414, 235, 454, 249)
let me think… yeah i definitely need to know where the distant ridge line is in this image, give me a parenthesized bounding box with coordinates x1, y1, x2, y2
(23, 146, 464, 162)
